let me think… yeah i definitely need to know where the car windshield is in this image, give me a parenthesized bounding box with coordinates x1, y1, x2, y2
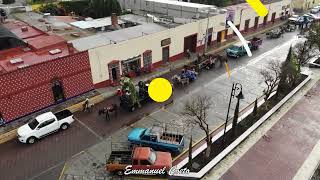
(230, 45, 241, 51)
(148, 150, 157, 164)
(28, 119, 39, 130)
(140, 129, 147, 138)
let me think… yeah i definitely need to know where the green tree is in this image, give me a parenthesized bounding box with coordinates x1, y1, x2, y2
(39, 3, 64, 16)
(306, 23, 320, 52)
(277, 47, 300, 96)
(87, 0, 121, 18)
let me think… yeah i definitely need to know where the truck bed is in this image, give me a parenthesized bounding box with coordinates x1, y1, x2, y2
(160, 132, 184, 145)
(106, 151, 132, 165)
(55, 109, 73, 121)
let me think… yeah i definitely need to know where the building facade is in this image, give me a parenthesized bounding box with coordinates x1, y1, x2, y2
(0, 21, 94, 122)
(86, 0, 291, 88)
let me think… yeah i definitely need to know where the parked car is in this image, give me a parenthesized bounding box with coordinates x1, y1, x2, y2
(17, 109, 74, 144)
(226, 41, 252, 58)
(106, 147, 172, 176)
(288, 15, 300, 24)
(128, 126, 185, 154)
(310, 6, 320, 13)
(290, 15, 313, 25)
(266, 29, 283, 39)
(249, 37, 263, 50)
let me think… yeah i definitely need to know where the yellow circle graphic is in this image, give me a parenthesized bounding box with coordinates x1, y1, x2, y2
(148, 78, 173, 102)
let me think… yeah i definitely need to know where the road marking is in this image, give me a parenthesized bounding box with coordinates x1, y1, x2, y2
(227, 20, 252, 57)
(74, 117, 103, 140)
(29, 161, 65, 180)
(58, 162, 67, 180)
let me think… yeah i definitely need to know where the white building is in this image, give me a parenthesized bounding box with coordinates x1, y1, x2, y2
(68, 0, 291, 88)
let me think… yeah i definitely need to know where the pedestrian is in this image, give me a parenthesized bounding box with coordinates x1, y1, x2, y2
(0, 112, 5, 126)
(82, 98, 90, 112)
(186, 49, 191, 59)
(105, 108, 110, 121)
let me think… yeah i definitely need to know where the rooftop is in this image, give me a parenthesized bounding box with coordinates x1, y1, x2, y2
(70, 14, 169, 51)
(0, 20, 73, 74)
(145, 0, 214, 9)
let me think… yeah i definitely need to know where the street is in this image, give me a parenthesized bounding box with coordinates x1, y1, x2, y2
(0, 31, 301, 180)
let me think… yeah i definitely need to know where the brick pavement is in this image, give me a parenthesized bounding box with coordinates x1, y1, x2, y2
(219, 81, 320, 180)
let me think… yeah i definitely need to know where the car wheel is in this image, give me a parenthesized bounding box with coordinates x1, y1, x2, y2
(130, 106, 135, 112)
(60, 123, 69, 130)
(117, 170, 124, 176)
(27, 137, 36, 144)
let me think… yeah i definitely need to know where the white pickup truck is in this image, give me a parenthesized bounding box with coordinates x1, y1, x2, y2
(17, 109, 75, 144)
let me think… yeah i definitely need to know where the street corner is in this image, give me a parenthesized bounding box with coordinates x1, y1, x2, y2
(60, 150, 109, 180)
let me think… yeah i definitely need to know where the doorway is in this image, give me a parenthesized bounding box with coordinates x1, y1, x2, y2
(162, 46, 169, 63)
(254, 17, 259, 29)
(271, 12, 276, 23)
(244, 19, 250, 32)
(263, 14, 268, 25)
(52, 80, 65, 102)
(217, 29, 227, 43)
(207, 28, 213, 47)
(184, 34, 197, 53)
(108, 60, 120, 85)
(111, 68, 117, 81)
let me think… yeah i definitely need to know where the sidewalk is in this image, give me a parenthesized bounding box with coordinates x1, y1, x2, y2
(203, 71, 320, 180)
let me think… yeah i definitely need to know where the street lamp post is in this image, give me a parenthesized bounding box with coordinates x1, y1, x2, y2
(222, 83, 244, 146)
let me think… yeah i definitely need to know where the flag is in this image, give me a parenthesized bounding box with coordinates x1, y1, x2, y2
(225, 62, 231, 78)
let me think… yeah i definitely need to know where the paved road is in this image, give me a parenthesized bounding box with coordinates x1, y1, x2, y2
(61, 32, 303, 179)
(0, 31, 300, 180)
(220, 81, 320, 180)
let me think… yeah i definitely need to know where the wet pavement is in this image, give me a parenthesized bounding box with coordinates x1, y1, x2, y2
(0, 30, 302, 180)
(59, 32, 304, 179)
(219, 81, 320, 180)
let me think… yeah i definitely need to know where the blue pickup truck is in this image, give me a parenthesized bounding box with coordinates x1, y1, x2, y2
(128, 126, 184, 154)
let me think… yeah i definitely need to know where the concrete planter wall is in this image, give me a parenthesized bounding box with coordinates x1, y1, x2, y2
(171, 75, 311, 179)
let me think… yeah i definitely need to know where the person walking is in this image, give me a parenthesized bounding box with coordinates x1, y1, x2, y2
(0, 112, 5, 125)
(105, 108, 110, 121)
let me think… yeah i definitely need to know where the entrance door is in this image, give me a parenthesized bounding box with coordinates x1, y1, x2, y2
(271, 12, 276, 23)
(207, 28, 213, 47)
(52, 80, 65, 102)
(263, 15, 268, 25)
(162, 46, 169, 63)
(244, 19, 250, 32)
(111, 68, 117, 81)
(108, 60, 120, 85)
(217, 31, 222, 43)
(254, 17, 259, 29)
(184, 34, 197, 53)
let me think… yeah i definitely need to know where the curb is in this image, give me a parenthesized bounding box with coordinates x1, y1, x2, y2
(172, 75, 311, 179)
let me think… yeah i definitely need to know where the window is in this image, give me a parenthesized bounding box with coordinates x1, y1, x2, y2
(37, 119, 55, 129)
(28, 119, 39, 130)
(140, 160, 150, 165)
(148, 150, 157, 164)
(46, 118, 56, 126)
(142, 135, 150, 141)
(150, 136, 157, 142)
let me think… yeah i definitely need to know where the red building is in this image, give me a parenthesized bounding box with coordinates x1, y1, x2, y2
(0, 20, 93, 122)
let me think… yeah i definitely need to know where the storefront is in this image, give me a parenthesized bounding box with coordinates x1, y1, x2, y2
(121, 55, 142, 77)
